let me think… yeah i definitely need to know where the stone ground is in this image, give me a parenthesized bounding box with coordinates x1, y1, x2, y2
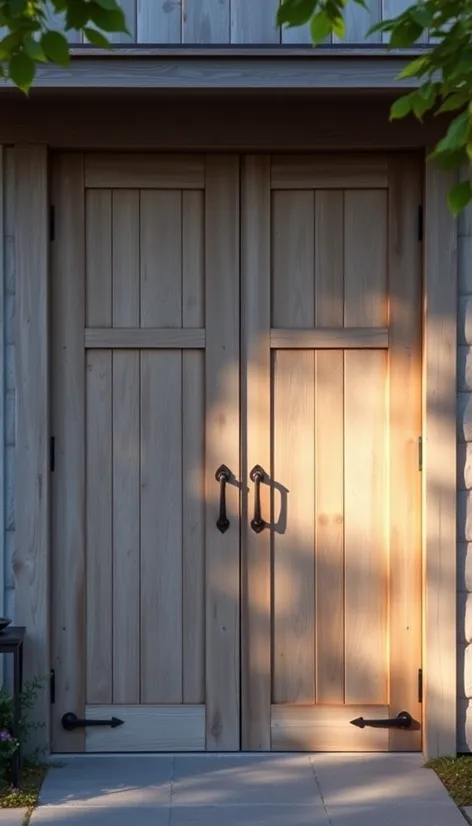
(23, 753, 468, 825)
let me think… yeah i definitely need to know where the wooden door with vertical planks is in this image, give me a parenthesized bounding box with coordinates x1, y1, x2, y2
(241, 154, 422, 752)
(51, 153, 240, 752)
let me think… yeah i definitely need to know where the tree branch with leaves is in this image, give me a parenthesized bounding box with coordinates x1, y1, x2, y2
(278, 0, 472, 213)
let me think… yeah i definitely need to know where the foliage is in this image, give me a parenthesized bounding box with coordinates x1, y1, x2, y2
(0, 0, 127, 91)
(0, 677, 45, 781)
(0, 760, 47, 808)
(278, 0, 472, 213)
(425, 756, 472, 807)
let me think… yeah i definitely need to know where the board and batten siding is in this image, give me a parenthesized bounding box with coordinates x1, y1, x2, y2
(49, 0, 429, 44)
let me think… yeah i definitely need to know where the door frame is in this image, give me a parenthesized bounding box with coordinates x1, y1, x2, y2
(9, 116, 457, 760)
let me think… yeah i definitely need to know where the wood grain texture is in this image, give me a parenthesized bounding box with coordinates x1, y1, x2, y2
(85, 328, 205, 348)
(112, 190, 140, 326)
(140, 352, 183, 703)
(344, 350, 388, 704)
(270, 329, 388, 349)
(271, 156, 389, 189)
(183, 0, 230, 43)
(271, 705, 389, 751)
(86, 351, 112, 704)
(271, 190, 314, 329)
(230, 0, 280, 44)
(85, 706, 205, 751)
(387, 156, 422, 751)
(85, 154, 204, 188)
(282, 21, 314, 44)
(86, 190, 111, 327)
(112, 352, 140, 704)
(140, 190, 182, 328)
(51, 153, 85, 752)
(273, 349, 315, 703)
(205, 155, 240, 750)
(137, 0, 182, 43)
(335, 0, 381, 43)
(314, 191, 344, 704)
(110, 0, 137, 42)
(14, 146, 49, 750)
(423, 161, 457, 759)
(241, 156, 271, 749)
(182, 190, 205, 704)
(344, 190, 388, 327)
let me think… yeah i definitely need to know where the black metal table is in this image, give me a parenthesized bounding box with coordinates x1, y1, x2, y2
(0, 627, 25, 787)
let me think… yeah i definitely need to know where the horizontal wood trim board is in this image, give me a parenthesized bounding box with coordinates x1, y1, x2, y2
(85, 154, 205, 188)
(66, 48, 431, 59)
(271, 156, 389, 189)
(271, 705, 390, 751)
(4, 57, 424, 90)
(85, 705, 205, 752)
(85, 328, 206, 348)
(270, 328, 389, 349)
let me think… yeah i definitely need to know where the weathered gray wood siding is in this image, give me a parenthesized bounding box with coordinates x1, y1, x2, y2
(50, 0, 420, 45)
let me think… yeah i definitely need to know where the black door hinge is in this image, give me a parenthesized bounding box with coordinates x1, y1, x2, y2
(50, 669, 55, 704)
(50, 437, 55, 473)
(418, 436, 423, 472)
(418, 668, 423, 703)
(49, 205, 55, 243)
(418, 205, 423, 242)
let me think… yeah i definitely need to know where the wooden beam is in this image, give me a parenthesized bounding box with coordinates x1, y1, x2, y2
(0, 55, 427, 90)
(85, 328, 206, 348)
(14, 146, 49, 749)
(0, 100, 449, 150)
(270, 328, 388, 348)
(423, 161, 458, 759)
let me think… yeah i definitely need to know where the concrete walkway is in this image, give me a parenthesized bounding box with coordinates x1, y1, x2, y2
(29, 753, 467, 825)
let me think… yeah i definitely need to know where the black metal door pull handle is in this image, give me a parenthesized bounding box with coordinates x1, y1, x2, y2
(215, 465, 231, 533)
(250, 465, 266, 533)
(350, 711, 412, 730)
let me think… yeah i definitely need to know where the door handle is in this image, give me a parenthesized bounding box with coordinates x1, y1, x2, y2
(215, 465, 231, 534)
(250, 465, 266, 533)
(350, 711, 412, 729)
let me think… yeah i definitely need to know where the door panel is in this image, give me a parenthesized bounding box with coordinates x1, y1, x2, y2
(51, 153, 240, 753)
(241, 154, 422, 752)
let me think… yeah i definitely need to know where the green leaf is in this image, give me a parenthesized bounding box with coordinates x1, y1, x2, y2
(94, 0, 120, 9)
(310, 10, 332, 42)
(83, 26, 111, 47)
(438, 92, 469, 114)
(352, 0, 368, 9)
(8, 51, 34, 91)
(332, 14, 345, 38)
(41, 30, 70, 66)
(8, 0, 26, 16)
(435, 110, 470, 153)
(390, 92, 416, 120)
(277, 0, 316, 27)
(398, 55, 429, 80)
(447, 180, 472, 215)
(88, 3, 128, 33)
(412, 85, 437, 118)
(24, 38, 47, 62)
(389, 19, 423, 47)
(410, 5, 433, 28)
(0, 30, 22, 60)
(65, 1, 90, 30)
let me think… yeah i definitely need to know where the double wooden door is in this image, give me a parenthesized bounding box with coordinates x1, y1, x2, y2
(51, 152, 422, 753)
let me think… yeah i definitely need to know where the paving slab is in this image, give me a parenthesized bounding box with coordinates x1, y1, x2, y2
(326, 803, 467, 826)
(30, 807, 170, 825)
(170, 805, 330, 826)
(173, 754, 323, 806)
(39, 758, 172, 807)
(310, 753, 453, 807)
(0, 811, 28, 825)
(463, 807, 472, 823)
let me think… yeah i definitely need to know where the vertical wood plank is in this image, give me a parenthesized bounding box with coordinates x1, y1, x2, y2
(110, 0, 137, 42)
(282, 22, 314, 43)
(137, 0, 182, 42)
(15, 146, 49, 750)
(140, 352, 182, 703)
(335, 0, 381, 42)
(272, 186, 315, 704)
(344, 350, 387, 704)
(382, 0, 426, 43)
(314, 191, 344, 703)
(182, 190, 205, 704)
(241, 156, 271, 749)
(272, 191, 315, 328)
(388, 157, 422, 750)
(273, 349, 315, 703)
(423, 161, 457, 758)
(140, 190, 182, 327)
(86, 190, 111, 327)
(51, 153, 85, 751)
(86, 351, 112, 704)
(344, 190, 388, 327)
(113, 190, 140, 327)
(44, 0, 81, 41)
(183, 0, 230, 43)
(113, 351, 140, 703)
(230, 0, 280, 43)
(205, 155, 240, 749)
